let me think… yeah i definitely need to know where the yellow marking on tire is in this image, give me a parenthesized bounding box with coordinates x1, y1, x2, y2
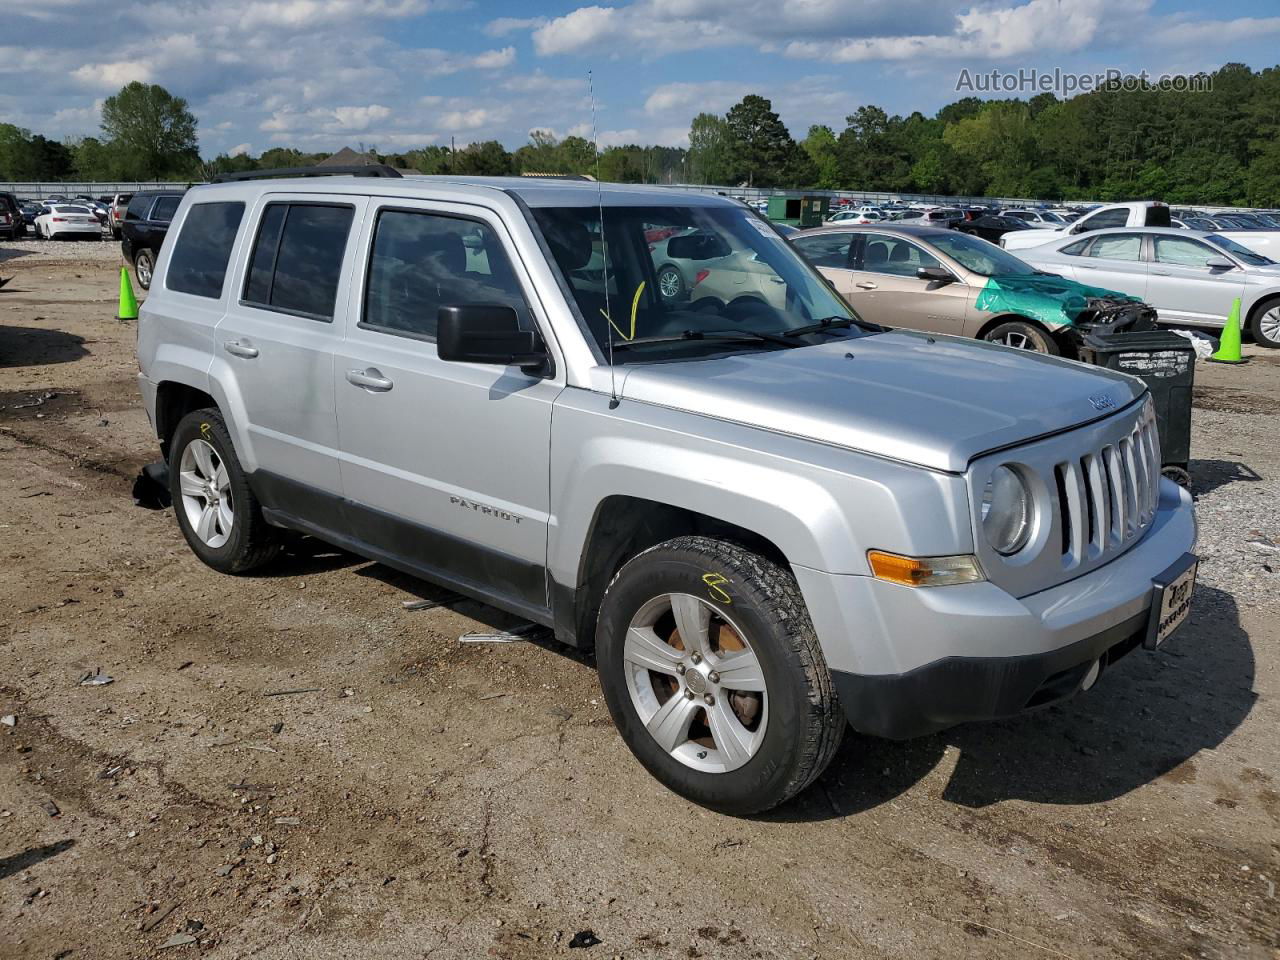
(702, 572, 731, 604)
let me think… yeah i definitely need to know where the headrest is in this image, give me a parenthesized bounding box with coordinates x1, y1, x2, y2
(889, 244, 911, 262)
(418, 232, 465, 277)
(864, 242, 888, 267)
(540, 215, 593, 271)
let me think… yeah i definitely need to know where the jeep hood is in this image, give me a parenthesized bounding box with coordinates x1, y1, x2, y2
(617, 332, 1145, 472)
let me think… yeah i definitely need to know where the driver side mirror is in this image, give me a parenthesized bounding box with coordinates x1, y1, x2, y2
(437, 304, 549, 375)
(1205, 257, 1235, 270)
(917, 266, 954, 284)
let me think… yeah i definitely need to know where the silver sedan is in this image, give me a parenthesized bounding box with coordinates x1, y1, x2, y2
(1019, 226, 1280, 348)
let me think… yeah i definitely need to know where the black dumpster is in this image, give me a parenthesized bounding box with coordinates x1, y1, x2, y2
(1078, 330, 1195, 485)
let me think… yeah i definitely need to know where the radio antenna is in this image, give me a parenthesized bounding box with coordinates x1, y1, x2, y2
(588, 70, 619, 409)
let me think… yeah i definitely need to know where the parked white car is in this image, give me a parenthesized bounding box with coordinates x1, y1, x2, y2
(1021, 226, 1280, 347)
(1002, 200, 1280, 257)
(1004, 209, 1070, 229)
(826, 209, 882, 224)
(33, 204, 102, 240)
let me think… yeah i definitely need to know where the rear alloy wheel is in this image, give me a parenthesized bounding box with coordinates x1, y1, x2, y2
(1249, 297, 1280, 349)
(982, 319, 1060, 355)
(596, 536, 844, 815)
(134, 249, 155, 290)
(168, 409, 279, 574)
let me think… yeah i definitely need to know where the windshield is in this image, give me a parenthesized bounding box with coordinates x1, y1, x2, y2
(1040, 212, 1066, 224)
(927, 231, 1037, 276)
(1205, 233, 1276, 265)
(533, 204, 865, 361)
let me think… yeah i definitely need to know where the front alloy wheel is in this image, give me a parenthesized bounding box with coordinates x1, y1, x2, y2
(597, 536, 844, 815)
(623, 592, 767, 773)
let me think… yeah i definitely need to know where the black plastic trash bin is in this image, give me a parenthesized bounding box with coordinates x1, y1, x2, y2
(1078, 330, 1195, 484)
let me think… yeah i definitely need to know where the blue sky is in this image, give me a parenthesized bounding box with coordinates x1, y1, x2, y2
(4, 0, 1280, 158)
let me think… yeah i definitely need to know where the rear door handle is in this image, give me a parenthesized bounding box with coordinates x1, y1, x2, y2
(1150, 270, 1171, 276)
(223, 339, 259, 359)
(855, 281, 877, 290)
(346, 368, 394, 392)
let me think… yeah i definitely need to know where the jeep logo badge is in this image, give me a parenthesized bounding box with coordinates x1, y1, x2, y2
(1089, 393, 1116, 411)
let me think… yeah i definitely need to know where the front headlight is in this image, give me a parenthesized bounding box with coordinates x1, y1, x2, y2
(981, 465, 1032, 555)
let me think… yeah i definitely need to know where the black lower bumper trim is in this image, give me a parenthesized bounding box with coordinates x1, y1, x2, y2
(833, 609, 1151, 740)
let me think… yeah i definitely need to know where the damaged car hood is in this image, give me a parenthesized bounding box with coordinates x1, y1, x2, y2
(975, 272, 1143, 329)
(617, 332, 1145, 473)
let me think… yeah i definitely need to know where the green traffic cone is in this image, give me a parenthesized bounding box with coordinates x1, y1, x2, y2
(1208, 297, 1245, 364)
(116, 265, 138, 321)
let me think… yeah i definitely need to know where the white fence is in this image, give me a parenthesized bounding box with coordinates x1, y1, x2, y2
(1, 181, 194, 200)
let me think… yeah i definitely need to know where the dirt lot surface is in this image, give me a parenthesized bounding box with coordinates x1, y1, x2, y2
(1, 245, 1277, 960)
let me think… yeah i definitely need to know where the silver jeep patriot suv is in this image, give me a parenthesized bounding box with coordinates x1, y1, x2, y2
(137, 170, 1198, 815)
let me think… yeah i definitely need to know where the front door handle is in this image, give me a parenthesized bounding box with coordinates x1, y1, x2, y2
(1150, 270, 1170, 276)
(346, 368, 394, 392)
(223, 339, 259, 359)
(855, 281, 877, 290)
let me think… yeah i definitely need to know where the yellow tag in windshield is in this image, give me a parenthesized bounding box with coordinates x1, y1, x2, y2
(601, 280, 646, 342)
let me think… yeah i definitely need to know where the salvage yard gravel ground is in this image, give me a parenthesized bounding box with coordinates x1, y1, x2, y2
(0, 243, 1276, 959)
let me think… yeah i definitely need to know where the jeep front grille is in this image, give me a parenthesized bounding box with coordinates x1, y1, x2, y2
(1053, 405, 1160, 570)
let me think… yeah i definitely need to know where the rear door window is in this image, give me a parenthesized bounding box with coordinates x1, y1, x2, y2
(166, 201, 245, 299)
(242, 202, 354, 321)
(792, 232, 853, 269)
(1086, 234, 1143, 261)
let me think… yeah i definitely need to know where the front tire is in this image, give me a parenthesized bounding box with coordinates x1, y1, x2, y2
(1248, 296, 1280, 349)
(168, 409, 279, 574)
(982, 318, 1060, 355)
(596, 536, 844, 815)
(134, 248, 155, 290)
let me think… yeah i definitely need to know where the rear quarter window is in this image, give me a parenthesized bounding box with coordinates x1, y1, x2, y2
(124, 196, 152, 221)
(150, 195, 181, 222)
(165, 202, 246, 299)
(242, 202, 354, 320)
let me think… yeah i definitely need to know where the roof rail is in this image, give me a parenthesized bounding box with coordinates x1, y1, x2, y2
(211, 164, 403, 183)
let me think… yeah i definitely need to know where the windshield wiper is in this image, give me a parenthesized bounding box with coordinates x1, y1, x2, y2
(782, 315, 884, 338)
(610, 329, 801, 351)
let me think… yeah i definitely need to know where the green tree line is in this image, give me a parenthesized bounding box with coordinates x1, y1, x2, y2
(5, 63, 1280, 206)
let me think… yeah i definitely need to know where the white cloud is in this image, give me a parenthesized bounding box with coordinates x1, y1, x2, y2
(229, 141, 251, 156)
(786, 0, 1151, 62)
(484, 16, 547, 36)
(471, 46, 516, 69)
(71, 60, 153, 88)
(644, 81, 749, 116)
(331, 104, 393, 130)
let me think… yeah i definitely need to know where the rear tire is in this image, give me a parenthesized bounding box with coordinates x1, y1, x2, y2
(596, 535, 844, 815)
(168, 409, 279, 574)
(1248, 296, 1280, 349)
(982, 318, 1060, 355)
(134, 248, 155, 290)
(656, 264, 685, 302)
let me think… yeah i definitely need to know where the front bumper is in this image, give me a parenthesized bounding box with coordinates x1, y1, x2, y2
(794, 478, 1197, 739)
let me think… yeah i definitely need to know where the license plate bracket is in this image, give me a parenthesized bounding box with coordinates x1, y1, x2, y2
(1145, 553, 1198, 650)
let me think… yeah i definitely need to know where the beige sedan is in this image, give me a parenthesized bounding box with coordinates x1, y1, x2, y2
(790, 223, 1153, 355)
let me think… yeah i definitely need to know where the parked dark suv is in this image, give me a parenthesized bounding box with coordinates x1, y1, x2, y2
(121, 190, 185, 289)
(0, 192, 25, 240)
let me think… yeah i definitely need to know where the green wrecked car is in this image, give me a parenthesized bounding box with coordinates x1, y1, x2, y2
(791, 223, 1157, 355)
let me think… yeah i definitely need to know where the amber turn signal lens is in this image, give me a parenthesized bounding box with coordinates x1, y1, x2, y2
(867, 550, 984, 587)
